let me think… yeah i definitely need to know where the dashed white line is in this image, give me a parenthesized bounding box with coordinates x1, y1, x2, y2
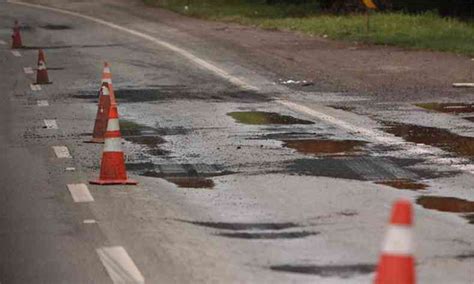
(83, 219, 97, 224)
(44, 119, 58, 129)
(30, 84, 42, 91)
(96, 246, 145, 284)
(11, 50, 21, 57)
(52, 146, 71, 158)
(67, 184, 94, 203)
(23, 67, 34, 74)
(66, 167, 76, 171)
(0, 39, 6, 45)
(37, 100, 49, 106)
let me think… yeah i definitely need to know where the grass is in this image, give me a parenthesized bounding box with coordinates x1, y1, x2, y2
(144, 0, 474, 55)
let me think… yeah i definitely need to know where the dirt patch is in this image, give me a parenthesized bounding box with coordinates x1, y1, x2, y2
(217, 231, 318, 239)
(283, 139, 366, 156)
(270, 264, 375, 278)
(165, 177, 215, 189)
(376, 180, 428, 191)
(183, 221, 299, 231)
(40, 24, 72, 30)
(416, 103, 474, 114)
(228, 111, 314, 125)
(416, 196, 474, 213)
(383, 122, 474, 157)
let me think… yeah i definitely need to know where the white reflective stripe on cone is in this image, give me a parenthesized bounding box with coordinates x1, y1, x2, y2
(106, 118, 120, 131)
(103, 67, 111, 73)
(101, 86, 110, 96)
(381, 226, 414, 255)
(102, 78, 112, 84)
(104, 137, 122, 152)
(38, 61, 46, 70)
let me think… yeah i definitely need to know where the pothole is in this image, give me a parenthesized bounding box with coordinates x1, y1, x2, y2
(376, 179, 428, 191)
(228, 111, 314, 125)
(416, 103, 474, 114)
(217, 231, 318, 239)
(120, 120, 168, 156)
(270, 264, 375, 278)
(183, 221, 299, 231)
(283, 139, 366, 156)
(383, 122, 474, 157)
(165, 177, 215, 189)
(40, 24, 72, 30)
(416, 196, 474, 213)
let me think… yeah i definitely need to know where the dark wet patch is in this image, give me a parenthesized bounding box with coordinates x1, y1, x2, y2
(270, 264, 375, 278)
(456, 252, 474, 260)
(125, 162, 155, 172)
(416, 196, 474, 213)
(165, 177, 215, 189)
(464, 117, 474, 122)
(228, 111, 314, 125)
(376, 179, 428, 191)
(329, 105, 356, 112)
(22, 43, 122, 50)
(120, 120, 169, 156)
(183, 221, 299, 231)
(47, 67, 65, 71)
(283, 139, 366, 156)
(40, 24, 72, 30)
(383, 122, 474, 157)
(250, 131, 325, 140)
(416, 103, 474, 114)
(217, 231, 318, 239)
(464, 213, 474, 224)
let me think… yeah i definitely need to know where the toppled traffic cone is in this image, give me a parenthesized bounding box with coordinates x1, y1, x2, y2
(101, 62, 117, 105)
(374, 199, 415, 284)
(90, 104, 137, 185)
(11, 20, 23, 49)
(36, 49, 51, 84)
(88, 82, 112, 143)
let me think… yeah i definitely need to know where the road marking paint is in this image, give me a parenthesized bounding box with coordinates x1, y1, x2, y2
(8, 0, 257, 91)
(11, 50, 21, 57)
(0, 39, 6, 45)
(23, 67, 34, 74)
(453, 83, 474, 88)
(83, 219, 97, 224)
(66, 167, 76, 171)
(96, 246, 145, 284)
(44, 119, 58, 129)
(37, 100, 49, 106)
(52, 146, 71, 158)
(67, 184, 94, 203)
(30, 84, 41, 91)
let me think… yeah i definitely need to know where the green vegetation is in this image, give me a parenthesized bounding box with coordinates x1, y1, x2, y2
(145, 0, 474, 55)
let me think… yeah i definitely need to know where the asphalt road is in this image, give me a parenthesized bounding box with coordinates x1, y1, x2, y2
(0, 0, 473, 283)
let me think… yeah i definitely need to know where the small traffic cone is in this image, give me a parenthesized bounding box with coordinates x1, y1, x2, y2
(11, 20, 23, 49)
(101, 62, 117, 105)
(88, 82, 112, 143)
(374, 199, 415, 284)
(90, 104, 137, 185)
(36, 49, 51, 84)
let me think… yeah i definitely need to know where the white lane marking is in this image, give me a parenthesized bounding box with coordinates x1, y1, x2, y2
(23, 67, 34, 74)
(67, 184, 94, 203)
(83, 219, 97, 224)
(52, 146, 71, 158)
(66, 167, 76, 171)
(453, 83, 474, 88)
(30, 84, 42, 91)
(8, 0, 257, 91)
(11, 50, 21, 57)
(0, 39, 6, 45)
(37, 100, 49, 106)
(44, 119, 58, 129)
(96, 246, 145, 284)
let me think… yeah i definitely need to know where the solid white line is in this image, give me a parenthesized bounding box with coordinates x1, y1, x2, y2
(44, 119, 58, 129)
(30, 84, 42, 91)
(7, 0, 258, 91)
(11, 50, 21, 57)
(24, 67, 34, 74)
(0, 39, 6, 45)
(37, 100, 49, 106)
(96, 246, 145, 284)
(453, 83, 474, 88)
(67, 184, 94, 203)
(52, 146, 71, 158)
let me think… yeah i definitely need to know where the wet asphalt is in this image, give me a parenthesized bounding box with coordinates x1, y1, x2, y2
(0, 1, 474, 283)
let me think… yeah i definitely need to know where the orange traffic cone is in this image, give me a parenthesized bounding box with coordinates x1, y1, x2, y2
(90, 104, 137, 185)
(11, 20, 23, 49)
(36, 49, 51, 84)
(88, 82, 112, 143)
(374, 199, 415, 284)
(101, 62, 117, 105)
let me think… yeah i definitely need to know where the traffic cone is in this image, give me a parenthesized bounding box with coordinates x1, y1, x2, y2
(101, 62, 117, 105)
(36, 49, 51, 84)
(90, 104, 137, 185)
(374, 199, 415, 284)
(88, 82, 112, 143)
(11, 20, 23, 49)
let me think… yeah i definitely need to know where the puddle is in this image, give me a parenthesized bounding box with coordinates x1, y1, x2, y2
(217, 231, 318, 239)
(416, 196, 474, 213)
(383, 122, 474, 157)
(40, 24, 72, 30)
(464, 117, 474, 122)
(270, 264, 375, 278)
(183, 221, 299, 231)
(283, 139, 366, 156)
(165, 177, 215, 189)
(228, 112, 314, 125)
(376, 180, 428, 191)
(416, 103, 474, 114)
(120, 120, 168, 156)
(329, 105, 356, 112)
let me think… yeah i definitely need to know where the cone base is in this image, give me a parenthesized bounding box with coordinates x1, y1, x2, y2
(35, 81, 52, 85)
(89, 179, 138, 185)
